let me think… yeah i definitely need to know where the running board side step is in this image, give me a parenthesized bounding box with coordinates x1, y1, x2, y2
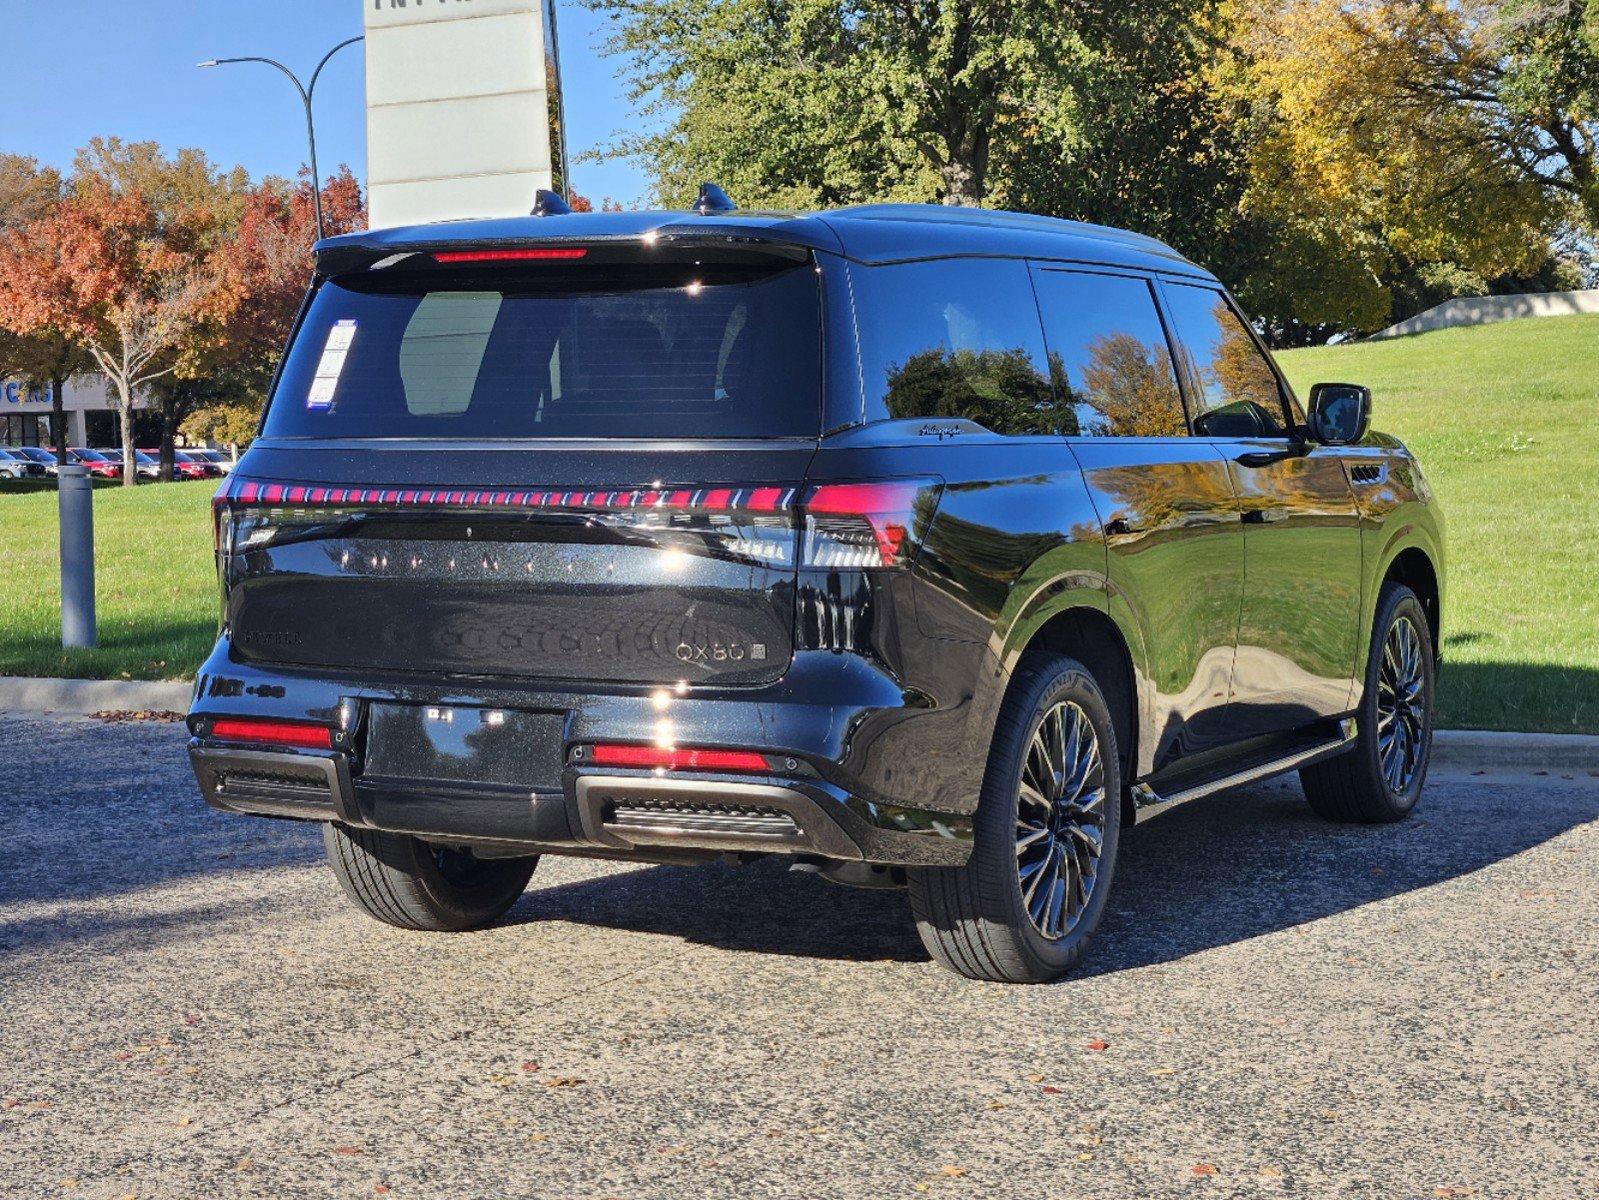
(1130, 719, 1357, 824)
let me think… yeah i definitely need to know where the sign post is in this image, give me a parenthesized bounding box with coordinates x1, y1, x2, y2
(364, 0, 567, 229)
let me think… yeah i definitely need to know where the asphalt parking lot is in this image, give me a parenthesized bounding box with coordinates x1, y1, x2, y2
(2, 713, 1596, 1200)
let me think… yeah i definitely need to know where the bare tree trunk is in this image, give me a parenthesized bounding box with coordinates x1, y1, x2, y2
(114, 377, 137, 487)
(159, 393, 178, 483)
(49, 374, 68, 467)
(938, 119, 990, 207)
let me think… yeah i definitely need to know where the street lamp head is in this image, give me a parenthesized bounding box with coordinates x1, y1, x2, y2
(197, 60, 220, 69)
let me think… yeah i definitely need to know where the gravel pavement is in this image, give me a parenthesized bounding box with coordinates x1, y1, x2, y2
(2, 713, 1596, 1200)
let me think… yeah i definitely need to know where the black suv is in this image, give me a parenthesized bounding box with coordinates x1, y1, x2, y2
(188, 195, 1444, 983)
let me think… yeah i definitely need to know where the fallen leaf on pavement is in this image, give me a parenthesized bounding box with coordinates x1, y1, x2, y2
(1042, 1086, 1063, 1095)
(1259, 1166, 1284, 1179)
(940, 1166, 968, 1177)
(1192, 1163, 1218, 1177)
(543, 1077, 586, 1088)
(1025, 1073, 1044, 1083)
(1086, 1039, 1109, 1052)
(332, 1146, 365, 1156)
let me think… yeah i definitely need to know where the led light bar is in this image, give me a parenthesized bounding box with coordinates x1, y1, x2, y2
(209, 719, 333, 751)
(433, 247, 589, 264)
(221, 478, 799, 515)
(589, 744, 771, 772)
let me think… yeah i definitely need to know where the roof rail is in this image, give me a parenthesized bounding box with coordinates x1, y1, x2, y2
(693, 183, 737, 215)
(532, 188, 572, 217)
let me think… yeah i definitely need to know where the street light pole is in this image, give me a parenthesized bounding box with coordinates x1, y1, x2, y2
(199, 35, 364, 241)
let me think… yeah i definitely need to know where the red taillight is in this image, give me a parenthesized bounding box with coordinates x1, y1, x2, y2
(802, 479, 937, 569)
(209, 719, 333, 751)
(589, 744, 770, 773)
(433, 247, 588, 264)
(212, 485, 230, 553)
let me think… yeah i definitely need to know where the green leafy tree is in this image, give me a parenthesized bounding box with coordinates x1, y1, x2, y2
(586, 0, 1090, 207)
(1228, 0, 1595, 336)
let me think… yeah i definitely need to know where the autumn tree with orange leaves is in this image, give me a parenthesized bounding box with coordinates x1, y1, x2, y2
(0, 142, 366, 481)
(0, 183, 215, 486)
(172, 168, 366, 464)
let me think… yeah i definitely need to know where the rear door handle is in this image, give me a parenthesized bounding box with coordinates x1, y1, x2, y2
(1236, 450, 1290, 469)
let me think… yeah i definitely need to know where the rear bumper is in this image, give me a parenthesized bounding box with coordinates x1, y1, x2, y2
(192, 740, 910, 860)
(186, 644, 983, 867)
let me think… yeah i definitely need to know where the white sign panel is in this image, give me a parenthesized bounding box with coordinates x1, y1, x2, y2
(365, 0, 563, 229)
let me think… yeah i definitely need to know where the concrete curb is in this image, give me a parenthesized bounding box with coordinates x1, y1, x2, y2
(0, 675, 194, 716)
(1, 677, 1596, 770)
(1431, 730, 1599, 772)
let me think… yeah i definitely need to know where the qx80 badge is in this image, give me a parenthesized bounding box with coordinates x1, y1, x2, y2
(676, 642, 767, 664)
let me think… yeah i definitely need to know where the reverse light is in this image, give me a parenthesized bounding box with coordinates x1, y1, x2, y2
(802, 479, 937, 569)
(209, 719, 333, 751)
(432, 247, 588, 264)
(589, 744, 770, 773)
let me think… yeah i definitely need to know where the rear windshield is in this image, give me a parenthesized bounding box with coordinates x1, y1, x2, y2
(262, 261, 823, 439)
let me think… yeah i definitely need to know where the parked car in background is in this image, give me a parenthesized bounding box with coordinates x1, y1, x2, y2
(68, 449, 120, 479)
(188, 199, 1444, 984)
(140, 449, 213, 480)
(10, 446, 61, 475)
(98, 449, 161, 480)
(0, 448, 46, 478)
(194, 449, 236, 475)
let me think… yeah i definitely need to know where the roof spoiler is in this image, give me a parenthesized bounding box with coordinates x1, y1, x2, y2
(314, 229, 814, 277)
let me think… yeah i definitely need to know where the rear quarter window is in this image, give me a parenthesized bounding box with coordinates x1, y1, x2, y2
(850, 258, 1058, 435)
(262, 261, 823, 440)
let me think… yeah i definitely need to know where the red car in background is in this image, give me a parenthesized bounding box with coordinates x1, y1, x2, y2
(67, 449, 121, 478)
(141, 450, 213, 480)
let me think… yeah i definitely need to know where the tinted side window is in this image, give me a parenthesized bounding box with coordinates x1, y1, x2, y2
(1162, 284, 1288, 437)
(1031, 269, 1187, 437)
(851, 258, 1057, 435)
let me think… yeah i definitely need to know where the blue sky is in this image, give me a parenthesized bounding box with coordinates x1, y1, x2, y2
(3, 0, 654, 207)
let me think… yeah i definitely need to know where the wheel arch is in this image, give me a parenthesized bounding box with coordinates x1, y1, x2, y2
(1009, 604, 1140, 826)
(1382, 546, 1441, 654)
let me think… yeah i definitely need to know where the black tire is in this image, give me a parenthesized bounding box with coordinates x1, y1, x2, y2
(907, 655, 1122, 984)
(1301, 583, 1435, 823)
(321, 823, 538, 932)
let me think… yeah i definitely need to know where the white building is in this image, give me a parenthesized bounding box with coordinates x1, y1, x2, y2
(0, 376, 147, 449)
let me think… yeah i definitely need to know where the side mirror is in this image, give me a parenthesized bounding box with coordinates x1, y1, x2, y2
(1307, 383, 1372, 446)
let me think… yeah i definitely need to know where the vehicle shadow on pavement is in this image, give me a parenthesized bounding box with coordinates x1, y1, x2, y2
(501, 774, 1598, 974)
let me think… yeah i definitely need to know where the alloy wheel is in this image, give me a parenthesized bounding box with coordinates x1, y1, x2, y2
(1016, 701, 1107, 941)
(1376, 615, 1428, 794)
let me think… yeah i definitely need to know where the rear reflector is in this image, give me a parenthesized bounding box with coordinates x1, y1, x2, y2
(590, 744, 770, 773)
(433, 248, 588, 264)
(209, 719, 334, 751)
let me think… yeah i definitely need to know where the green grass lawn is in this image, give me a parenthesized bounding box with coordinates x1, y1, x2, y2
(1, 314, 1595, 731)
(1280, 313, 1599, 734)
(0, 481, 217, 681)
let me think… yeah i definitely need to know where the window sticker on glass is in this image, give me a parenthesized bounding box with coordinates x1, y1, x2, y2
(307, 319, 357, 410)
